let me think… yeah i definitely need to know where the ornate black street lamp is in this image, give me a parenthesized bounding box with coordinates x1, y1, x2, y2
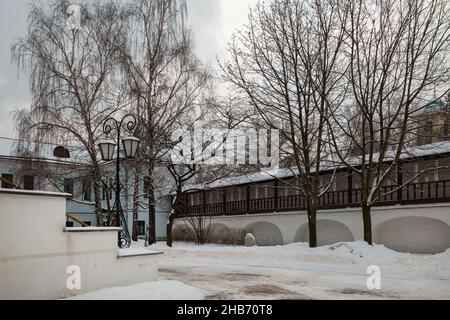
(98, 114, 141, 248)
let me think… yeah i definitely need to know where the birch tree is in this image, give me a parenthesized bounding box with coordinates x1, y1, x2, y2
(119, 0, 210, 244)
(12, 0, 130, 223)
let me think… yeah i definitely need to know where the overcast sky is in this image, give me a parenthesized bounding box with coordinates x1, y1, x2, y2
(0, 0, 257, 138)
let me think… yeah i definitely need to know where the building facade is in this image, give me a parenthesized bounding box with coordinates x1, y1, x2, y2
(174, 141, 450, 253)
(0, 137, 173, 239)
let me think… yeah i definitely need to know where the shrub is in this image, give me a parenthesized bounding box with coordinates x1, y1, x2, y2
(207, 228, 250, 246)
(172, 224, 250, 246)
(172, 226, 195, 242)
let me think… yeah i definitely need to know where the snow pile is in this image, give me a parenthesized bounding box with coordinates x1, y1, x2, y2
(66, 280, 205, 300)
(323, 242, 450, 273)
(177, 241, 401, 259)
(118, 246, 163, 257)
(325, 241, 404, 264)
(130, 240, 406, 262)
(128, 240, 162, 251)
(391, 248, 450, 273)
(138, 240, 409, 268)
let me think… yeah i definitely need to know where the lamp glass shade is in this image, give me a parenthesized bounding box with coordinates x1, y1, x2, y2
(98, 140, 116, 161)
(122, 136, 141, 158)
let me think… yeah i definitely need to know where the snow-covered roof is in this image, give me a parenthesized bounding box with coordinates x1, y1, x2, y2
(183, 168, 296, 192)
(0, 137, 91, 165)
(183, 141, 450, 191)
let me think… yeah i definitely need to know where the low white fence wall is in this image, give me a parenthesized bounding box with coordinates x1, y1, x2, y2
(175, 203, 450, 254)
(0, 189, 159, 300)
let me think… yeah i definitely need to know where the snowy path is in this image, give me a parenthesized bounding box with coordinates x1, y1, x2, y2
(153, 242, 450, 300)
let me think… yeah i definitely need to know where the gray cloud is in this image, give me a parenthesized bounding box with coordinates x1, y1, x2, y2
(186, 0, 223, 66)
(0, 0, 30, 138)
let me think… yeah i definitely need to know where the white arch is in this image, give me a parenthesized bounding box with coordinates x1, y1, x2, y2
(374, 216, 450, 254)
(294, 219, 354, 246)
(208, 223, 232, 244)
(245, 221, 284, 246)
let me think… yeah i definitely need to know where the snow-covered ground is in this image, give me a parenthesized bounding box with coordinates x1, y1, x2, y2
(151, 241, 450, 300)
(66, 280, 204, 300)
(68, 241, 450, 300)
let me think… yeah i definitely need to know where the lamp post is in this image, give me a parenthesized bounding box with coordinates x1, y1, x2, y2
(98, 114, 141, 248)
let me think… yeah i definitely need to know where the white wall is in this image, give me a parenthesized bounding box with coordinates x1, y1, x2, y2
(0, 157, 173, 238)
(175, 203, 450, 254)
(0, 189, 159, 300)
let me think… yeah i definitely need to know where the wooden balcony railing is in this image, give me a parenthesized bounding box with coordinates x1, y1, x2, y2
(178, 179, 450, 217)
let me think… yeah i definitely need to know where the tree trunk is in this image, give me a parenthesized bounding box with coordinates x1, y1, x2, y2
(167, 188, 182, 247)
(362, 205, 373, 245)
(132, 168, 141, 242)
(307, 205, 318, 248)
(166, 213, 175, 247)
(92, 169, 103, 226)
(146, 164, 156, 245)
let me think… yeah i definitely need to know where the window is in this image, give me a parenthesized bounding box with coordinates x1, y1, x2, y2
(424, 121, 433, 145)
(83, 221, 92, 227)
(137, 221, 146, 236)
(82, 179, 92, 201)
(1, 174, 14, 189)
(53, 146, 70, 158)
(444, 118, 450, 140)
(64, 179, 74, 195)
(66, 221, 74, 228)
(23, 175, 35, 190)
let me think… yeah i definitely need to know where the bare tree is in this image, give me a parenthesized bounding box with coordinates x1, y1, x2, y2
(222, 0, 346, 247)
(166, 163, 196, 247)
(184, 215, 212, 245)
(12, 0, 130, 223)
(118, 0, 210, 245)
(327, 0, 450, 244)
(164, 91, 259, 247)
